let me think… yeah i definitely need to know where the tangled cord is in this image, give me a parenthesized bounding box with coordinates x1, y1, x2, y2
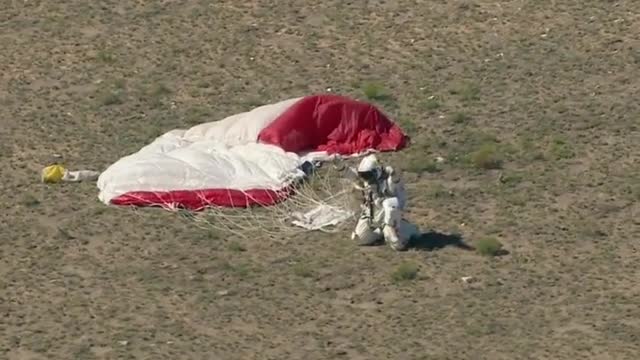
(173, 159, 362, 240)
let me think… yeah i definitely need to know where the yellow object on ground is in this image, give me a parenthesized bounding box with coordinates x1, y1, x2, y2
(41, 164, 66, 183)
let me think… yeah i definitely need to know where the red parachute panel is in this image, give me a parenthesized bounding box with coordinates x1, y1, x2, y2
(257, 94, 409, 154)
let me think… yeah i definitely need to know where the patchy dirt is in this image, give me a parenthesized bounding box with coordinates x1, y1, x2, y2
(1, 0, 639, 359)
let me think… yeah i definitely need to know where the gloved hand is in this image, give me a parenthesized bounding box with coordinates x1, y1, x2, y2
(374, 197, 383, 207)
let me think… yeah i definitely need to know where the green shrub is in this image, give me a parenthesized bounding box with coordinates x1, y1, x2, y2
(391, 262, 419, 282)
(423, 98, 440, 111)
(451, 112, 471, 124)
(292, 263, 314, 278)
(361, 82, 389, 100)
(549, 137, 575, 160)
(470, 143, 503, 170)
(475, 237, 503, 256)
(405, 157, 441, 174)
(227, 242, 246, 252)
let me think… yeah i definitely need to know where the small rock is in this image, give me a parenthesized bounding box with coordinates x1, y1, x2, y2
(435, 156, 445, 163)
(217, 290, 229, 296)
(118, 340, 129, 346)
(461, 276, 474, 284)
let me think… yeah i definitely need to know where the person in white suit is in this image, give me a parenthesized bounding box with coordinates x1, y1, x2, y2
(350, 154, 419, 251)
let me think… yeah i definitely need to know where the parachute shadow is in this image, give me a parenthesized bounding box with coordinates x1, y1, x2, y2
(408, 231, 474, 252)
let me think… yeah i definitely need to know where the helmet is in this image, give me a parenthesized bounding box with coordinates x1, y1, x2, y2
(357, 154, 379, 172)
(357, 154, 381, 184)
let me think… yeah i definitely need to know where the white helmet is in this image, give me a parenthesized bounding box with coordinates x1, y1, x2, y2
(357, 154, 379, 172)
(357, 154, 381, 184)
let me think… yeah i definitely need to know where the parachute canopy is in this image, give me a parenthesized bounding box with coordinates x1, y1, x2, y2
(97, 94, 409, 210)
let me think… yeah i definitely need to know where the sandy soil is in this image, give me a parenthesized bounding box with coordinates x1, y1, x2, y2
(1, 1, 639, 359)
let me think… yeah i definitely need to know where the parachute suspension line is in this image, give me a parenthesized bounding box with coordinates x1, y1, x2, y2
(182, 159, 358, 240)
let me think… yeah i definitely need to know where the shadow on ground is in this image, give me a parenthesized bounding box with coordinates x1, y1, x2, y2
(409, 231, 474, 251)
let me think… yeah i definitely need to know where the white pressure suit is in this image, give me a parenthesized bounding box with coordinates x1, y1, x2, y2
(350, 155, 418, 251)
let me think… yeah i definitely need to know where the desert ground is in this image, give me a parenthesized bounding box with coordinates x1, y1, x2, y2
(1, 0, 639, 359)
